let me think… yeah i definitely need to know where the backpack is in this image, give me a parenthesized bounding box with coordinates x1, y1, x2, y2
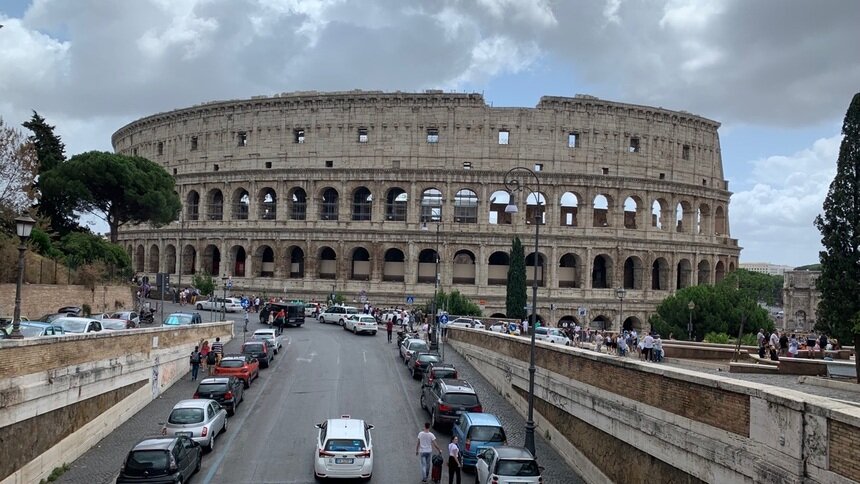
(206, 352, 217, 364)
(190, 352, 201, 364)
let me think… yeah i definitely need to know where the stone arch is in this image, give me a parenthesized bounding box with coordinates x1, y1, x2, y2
(488, 251, 510, 285)
(715, 260, 726, 283)
(231, 187, 250, 220)
(286, 246, 305, 278)
(623, 196, 642, 229)
(675, 201, 692, 233)
(421, 188, 443, 222)
(206, 189, 223, 221)
(383, 248, 406, 282)
(203, 244, 221, 275)
(255, 245, 275, 277)
(319, 187, 339, 221)
(525, 252, 546, 287)
(488, 191, 512, 225)
(490, 312, 507, 318)
(623, 316, 643, 332)
(591, 254, 613, 289)
(559, 253, 582, 288)
(623, 255, 644, 290)
(697, 203, 711, 235)
(525, 192, 547, 225)
(591, 315, 611, 330)
(384, 187, 406, 221)
(697, 259, 711, 285)
(559, 191, 579, 227)
(593, 194, 612, 227)
(181, 244, 196, 275)
(651, 257, 670, 290)
(289, 187, 307, 220)
(148, 244, 160, 273)
(677, 258, 693, 289)
(165, 244, 177, 274)
(135, 245, 145, 273)
(350, 246, 371, 280)
(715, 205, 727, 235)
(558, 315, 579, 328)
(230, 245, 247, 277)
(453, 249, 476, 284)
(652, 198, 669, 230)
(186, 190, 200, 221)
(728, 261, 736, 272)
(418, 249, 439, 284)
(454, 188, 479, 224)
(258, 187, 277, 220)
(353, 186, 373, 221)
(318, 246, 337, 278)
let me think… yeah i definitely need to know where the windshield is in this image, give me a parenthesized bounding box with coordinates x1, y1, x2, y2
(409, 341, 429, 351)
(346, 308, 359, 314)
(59, 320, 88, 333)
(468, 425, 506, 442)
(254, 331, 275, 338)
(433, 369, 457, 379)
(243, 344, 264, 353)
(417, 354, 440, 363)
(164, 315, 192, 325)
(445, 393, 479, 406)
(125, 450, 169, 475)
(20, 326, 45, 337)
(360, 317, 376, 323)
(168, 408, 204, 424)
(496, 459, 540, 476)
(197, 383, 228, 393)
(324, 439, 366, 452)
(219, 360, 244, 368)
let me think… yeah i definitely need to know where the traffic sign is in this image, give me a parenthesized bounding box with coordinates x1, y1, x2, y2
(406, 295, 415, 304)
(227, 277, 233, 289)
(578, 306, 587, 317)
(440, 315, 449, 324)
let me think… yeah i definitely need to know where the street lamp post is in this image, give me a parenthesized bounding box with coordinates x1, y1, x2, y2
(504, 166, 541, 457)
(688, 300, 696, 341)
(11, 215, 36, 339)
(615, 287, 626, 332)
(423, 222, 442, 351)
(221, 274, 229, 321)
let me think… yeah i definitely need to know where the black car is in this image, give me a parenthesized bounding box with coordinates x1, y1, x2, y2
(421, 362, 459, 388)
(420, 379, 483, 429)
(193, 376, 244, 416)
(407, 351, 442, 379)
(265, 302, 305, 327)
(116, 435, 201, 484)
(57, 306, 83, 316)
(242, 341, 273, 368)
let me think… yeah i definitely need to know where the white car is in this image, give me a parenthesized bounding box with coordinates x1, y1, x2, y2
(489, 322, 521, 335)
(344, 314, 378, 335)
(534, 327, 571, 346)
(314, 415, 374, 481)
(476, 446, 542, 484)
(54, 316, 103, 334)
(319, 305, 359, 325)
(448, 317, 485, 330)
(93, 311, 140, 326)
(400, 338, 430, 361)
(196, 297, 243, 313)
(253, 328, 283, 354)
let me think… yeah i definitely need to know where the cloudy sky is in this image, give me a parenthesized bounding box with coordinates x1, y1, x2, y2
(1, 0, 858, 267)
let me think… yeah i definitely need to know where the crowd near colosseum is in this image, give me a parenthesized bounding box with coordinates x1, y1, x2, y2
(113, 90, 740, 330)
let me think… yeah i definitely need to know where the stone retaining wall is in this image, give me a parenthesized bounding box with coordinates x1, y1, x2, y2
(0, 283, 134, 320)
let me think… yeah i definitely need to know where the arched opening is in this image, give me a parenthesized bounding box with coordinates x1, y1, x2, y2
(353, 187, 373, 221)
(148, 245, 160, 273)
(591, 315, 610, 331)
(165, 244, 177, 274)
(558, 315, 578, 328)
(651, 257, 670, 290)
(488, 251, 510, 285)
(454, 189, 478, 224)
(290, 187, 307, 220)
(591, 254, 613, 289)
(728, 261, 736, 272)
(714, 260, 726, 283)
(593, 194, 611, 227)
(351, 247, 371, 280)
(135, 245, 145, 273)
(318, 247, 337, 279)
(259, 187, 277, 220)
(560, 192, 579, 227)
(421, 188, 443, 222)
(623, 256, 644, 289)
(287, 246, 305, 278)
(697, 260, 711, 285)
(652, 198, 668, 230)
(525, 192, 546, 225)
(186, 191, 200, 221)
(697, 204, 711, 235)
(623, 196, 640, 229)
(256, 245, 275, 277)
(320, 188, 339, 221)
(488, 191, 512, 225)
(623, 316, 642, 332)
(559, 253, 582, 288)
(490, 313, 507, 319)
(203, 245, 221, 275)
(525, 252, 546, 287)
(232, 188, 250, 220)
(384, 187, 406, 221)
(418, 249, 439, 284)
(383, 248, 406, 282)
(182, 245, 196, 275)
(206, 189, 223, 221)
(676, 201, 692, 233)
(231, 246, 247, 277)
(453, 250, 476, 284)
(715, 206, 727, 235)
(677, 259, 692, 289)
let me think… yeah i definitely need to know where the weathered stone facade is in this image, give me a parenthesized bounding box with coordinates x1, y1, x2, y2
(783, 270, 821, 332)
(113, 91, 740, 330)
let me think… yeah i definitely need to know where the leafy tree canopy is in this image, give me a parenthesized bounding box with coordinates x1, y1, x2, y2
(59, 231, 131, 270)
(0, 116, 38, 220)
(722, 269, 783, 306)
(506, 236, 527, 320)
(192, 272, 216, 297)
(794, 263, 821, 271)
(41, 151, 181, 243)
(429, 289, 481, 317)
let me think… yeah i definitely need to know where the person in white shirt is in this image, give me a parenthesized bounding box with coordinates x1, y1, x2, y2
(447, 436, 462, 484)
(594, 332, 604, 353)
(643, 333, 655, 361)
(653, 335, 663, 362)
(416, 422, 442, 483)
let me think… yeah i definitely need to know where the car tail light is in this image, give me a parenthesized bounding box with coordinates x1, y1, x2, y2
(472, 405, 483, 412)
(201, 426, 208, 437)
(439, 404, 451, 412)
(491, 476, 499, 483)
(319, 449, 335, 457)
(224, 391, 233, 400)
(357, 450, 371, 458)
(169, 454, 178, 472)
(465, 439, 471, 451)
(193, 392, 200, 398)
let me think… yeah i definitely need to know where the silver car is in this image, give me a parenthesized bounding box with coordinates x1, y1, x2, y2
(252, 328, 283, 354)
(162, 399, 228, 452)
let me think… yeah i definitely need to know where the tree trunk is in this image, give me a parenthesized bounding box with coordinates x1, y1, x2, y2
(855, 333, 859, 384)
(109, 219, 119, 244)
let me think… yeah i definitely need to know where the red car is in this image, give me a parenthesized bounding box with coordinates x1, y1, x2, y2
(213, 354, 260, 388)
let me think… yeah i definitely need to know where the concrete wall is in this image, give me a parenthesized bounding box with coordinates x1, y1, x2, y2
(0, 322, 233, 484)
(0, 284, 135, 320)
(447, 327, 860, 484)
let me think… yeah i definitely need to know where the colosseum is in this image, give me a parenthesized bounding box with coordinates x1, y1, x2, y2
(113, 90, 740, 330)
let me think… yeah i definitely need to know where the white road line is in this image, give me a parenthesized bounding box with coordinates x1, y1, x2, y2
(363, 350, 367, 363)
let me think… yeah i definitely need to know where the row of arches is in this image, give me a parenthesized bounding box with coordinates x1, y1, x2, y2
(133, 243, 733, 289)
(184, 186, 728, 235)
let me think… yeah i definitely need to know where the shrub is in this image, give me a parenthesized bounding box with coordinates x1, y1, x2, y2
(703, 332, 730, 344)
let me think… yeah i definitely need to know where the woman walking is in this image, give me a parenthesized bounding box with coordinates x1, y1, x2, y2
(447, 436, 462, 484)
(200, 340, 211, 374)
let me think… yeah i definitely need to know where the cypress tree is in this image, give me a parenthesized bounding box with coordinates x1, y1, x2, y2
(23, 111, 77, 234)
(814, 92, 860, 342)
(506, 236, 527, 320)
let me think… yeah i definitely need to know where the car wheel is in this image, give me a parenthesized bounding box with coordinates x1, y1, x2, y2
(411, 367, 416, 379)
(227, 408, 235, 417)
(431, 410, 438, 429)
(195, 453, 201, 472)
(319, 316, 325, 323)
(206, 435, 215, 452)
(420, 393, 426, 411)
(244, 378, 250, 389)
(372, 331, 377, 336)
(223, 417, 228, 433)
(196, 304, 203, 310)
(353, 327, 357, 335)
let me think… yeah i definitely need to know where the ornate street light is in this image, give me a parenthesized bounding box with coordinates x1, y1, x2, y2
(688, 300, 696, 341)
(11, 215, 36, 339)
(615, 287, 627, 332)
(503, 166, 541, 456)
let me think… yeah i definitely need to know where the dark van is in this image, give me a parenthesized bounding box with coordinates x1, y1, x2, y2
(268, 302, 305, 327)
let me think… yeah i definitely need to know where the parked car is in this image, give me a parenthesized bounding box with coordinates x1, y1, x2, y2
(266, 302, 306, 327)
(407, 351, 442, 379)
(115, 436, 201, 484)
(420, 379, 482, 429)
(213, 355, 259, 388)
(54, 316, 103, 334)
(400, 338, 429, 362)
(534, 327, 571, 346)
(101, 318, 137, 330)
(452, 413, 507, 467)
(242, 340, 273, 368)
(313, 415, 374, 481)
(196, 297, 243, 313)
(318, 305, 359, 325)
(110, 311, 141, 326)
(304, 303, 320, 317)
(193, 376, 244, 416)
(344, 314, 378, 335)
(15, 321, 66, 337)
(162, 399, 227, 452)
(489, 322, 521, 335)
(57, 306, 83, 316)
(163, 312, 203, 326)
(449, 318, 485, 330)
(36, 313, 69, 323)
(252, 328, 283, 354)
(421, 363, 458, 388)
(475, 446, 542, 484)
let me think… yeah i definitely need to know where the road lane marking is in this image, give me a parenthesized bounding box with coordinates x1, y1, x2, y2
(297, 351, 316, 363)
(363, 350, 367, 363)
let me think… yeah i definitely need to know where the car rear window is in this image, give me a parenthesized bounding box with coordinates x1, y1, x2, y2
(125, 450, 168, 474)
(409, 341, 428, 351)
(433, 369, 457, 379)
(243, 343, 264, 352)
(496, 459, 540, 476)
(164, 315, 192, 325)
(444, 393, 478, 406)
(197, 383, 228, 393)
(168, 408, 204, 424)
(219, 360, 244, 368)
(324, 439, 366, 452)
(20, 326, 44, 337)
(467, 425, 506, 442)
(418, 354, 440, 363)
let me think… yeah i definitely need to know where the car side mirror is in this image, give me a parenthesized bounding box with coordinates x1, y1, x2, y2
(314, 423, 322, 429)
(366, 424, 374, 430)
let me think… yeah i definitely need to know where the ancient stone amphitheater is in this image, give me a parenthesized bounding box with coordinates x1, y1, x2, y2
(113, 90, 740, 329)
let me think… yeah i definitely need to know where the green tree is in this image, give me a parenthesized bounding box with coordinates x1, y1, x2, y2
(59, 231, 131, 270)
(22, 112, 77, 235)
(41, 151, 181, 243)
(814, 92, 860, 342)
(723, 269, 783, 306)
(192, 272, 216, 297)
(506, 236, 527, 320)
(429, 289, 481, 316)
(0, 116, 38, 219)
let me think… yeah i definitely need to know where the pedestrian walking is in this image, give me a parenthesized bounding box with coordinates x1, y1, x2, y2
(189, 346, 202, 381)
(200, 340, 211, 373)
(275, 308, 286, 335)
(386, 318, 394, 343)
(416, 422, 442, 483)
(446, 436, 462, 484)
(211, 337, 224, 366)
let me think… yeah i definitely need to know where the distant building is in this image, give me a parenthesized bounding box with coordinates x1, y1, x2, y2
(782, 270, 820, 333)
(740, 262, 794, 276)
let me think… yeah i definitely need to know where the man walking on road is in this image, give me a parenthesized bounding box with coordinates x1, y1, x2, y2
(189, 346, 202, 381)
(416, 422, 442, 483)
(211, 337, 224, 366)
(386, 318, 394, 343)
